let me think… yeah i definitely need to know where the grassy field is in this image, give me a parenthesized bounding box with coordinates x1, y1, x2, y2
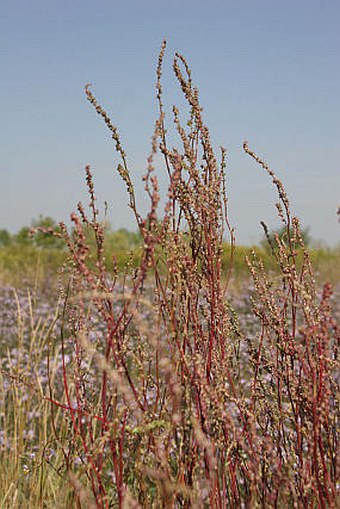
(1, 238, 339, 289)
(1, 42, 339, 508)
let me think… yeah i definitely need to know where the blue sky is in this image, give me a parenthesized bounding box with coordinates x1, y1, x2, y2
(1, 0, 339, 246)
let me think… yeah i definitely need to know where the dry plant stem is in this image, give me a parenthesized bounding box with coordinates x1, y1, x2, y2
(32, 41, 340, 508)
(244, 143, 339, 508)
(85, 84, 141, 229)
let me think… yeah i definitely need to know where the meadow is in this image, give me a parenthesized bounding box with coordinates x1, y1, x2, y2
(1, 42, 339, 508)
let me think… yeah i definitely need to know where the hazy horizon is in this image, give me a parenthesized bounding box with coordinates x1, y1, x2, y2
(1, 0, 340, 246)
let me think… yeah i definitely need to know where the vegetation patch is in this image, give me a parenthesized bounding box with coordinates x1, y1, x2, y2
(1, 42, 339, 508)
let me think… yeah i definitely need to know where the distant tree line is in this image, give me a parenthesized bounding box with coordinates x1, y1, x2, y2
(1, 216, 315, 253)
(0, 216, 141, 251)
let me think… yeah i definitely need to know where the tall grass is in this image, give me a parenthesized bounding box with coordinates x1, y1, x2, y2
(2, 41, 339, 508)
(0, 287, 76, 508)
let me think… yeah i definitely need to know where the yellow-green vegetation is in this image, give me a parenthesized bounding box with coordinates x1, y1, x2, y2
(1, 227, 338, 288)
(0, 288, 76, 508)
(0, 222, 141, 287)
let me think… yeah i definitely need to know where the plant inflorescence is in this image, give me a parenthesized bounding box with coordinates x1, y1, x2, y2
(3, 41, 339, 508)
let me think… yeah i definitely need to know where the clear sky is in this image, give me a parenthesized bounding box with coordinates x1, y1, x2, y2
(1, 0, 339, 246)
